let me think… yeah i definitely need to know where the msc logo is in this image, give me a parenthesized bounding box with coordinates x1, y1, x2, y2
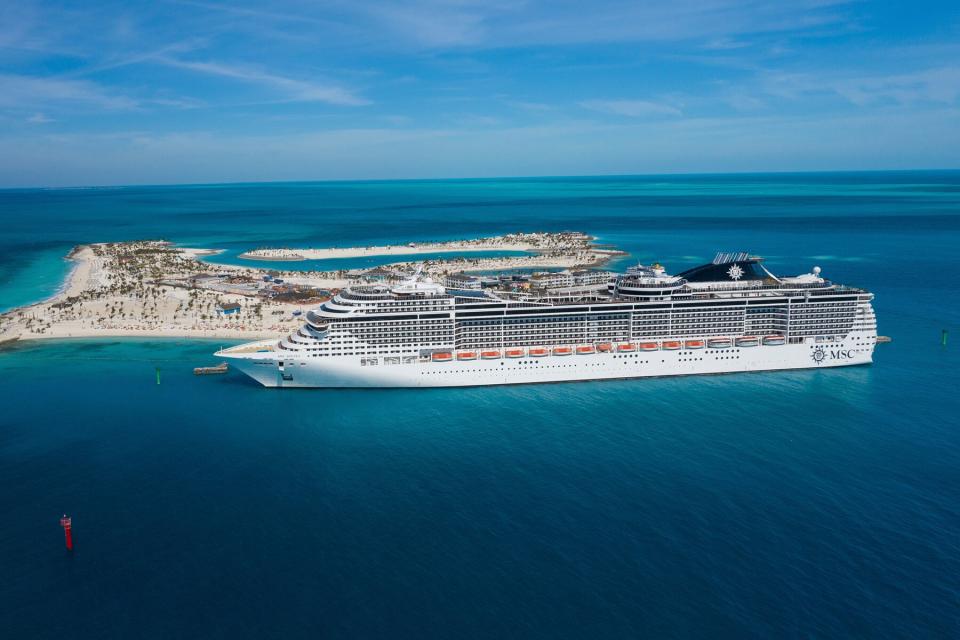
(811, 346, 854, 365)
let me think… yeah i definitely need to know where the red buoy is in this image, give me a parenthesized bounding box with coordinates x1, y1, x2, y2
(60, 515, 73, 551)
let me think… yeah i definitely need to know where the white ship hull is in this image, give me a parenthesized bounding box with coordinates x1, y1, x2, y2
(220, 333, 875, 389)
(217, 253, 879, 389)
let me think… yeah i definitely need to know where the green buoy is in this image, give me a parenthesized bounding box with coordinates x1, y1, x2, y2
(156, 367, 161, 385)
(943, 329, 949, 347)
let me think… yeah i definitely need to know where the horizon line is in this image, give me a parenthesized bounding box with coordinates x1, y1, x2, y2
(3, 167, 960, 191)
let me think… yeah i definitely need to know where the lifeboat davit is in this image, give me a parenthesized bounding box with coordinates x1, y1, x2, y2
(708, 337, 732, 349)
(639, 342, 659, 352)
(576, 345, 596, 355)
(457, 351, 478, 360)
(662, 341, 682, 351)
(597, 343, 613, 352)
(617, 343, 636, 352)
(529, 347, 548, 357)
(762, 335, 786, 346)
(684, 340, 705, 350)
(481, 350, 501, 359)
(505, 348, 525, 358)
(432, 352, 453, 362)
(735, 336, 759, 347)
(553, 346, 573, 356)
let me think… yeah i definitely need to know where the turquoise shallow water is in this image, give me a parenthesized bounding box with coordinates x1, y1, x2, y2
(1, 173, 959, 638)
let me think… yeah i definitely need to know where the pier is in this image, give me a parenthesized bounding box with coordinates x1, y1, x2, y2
(194, 362, 229, 375)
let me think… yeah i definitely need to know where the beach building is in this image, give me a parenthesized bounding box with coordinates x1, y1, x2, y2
(216, 302, 242, 316)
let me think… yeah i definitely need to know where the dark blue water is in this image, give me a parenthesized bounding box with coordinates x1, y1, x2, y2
(1, 173, 959, 638)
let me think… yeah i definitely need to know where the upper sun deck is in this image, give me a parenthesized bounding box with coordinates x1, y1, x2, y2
(311, 252, 868, 322)
(606, 252, 868, 301)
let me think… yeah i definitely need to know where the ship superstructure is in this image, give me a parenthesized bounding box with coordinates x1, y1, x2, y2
(216, 253, 877, 387)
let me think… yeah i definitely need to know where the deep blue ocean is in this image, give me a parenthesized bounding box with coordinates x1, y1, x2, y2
(1, 173, 958, 638)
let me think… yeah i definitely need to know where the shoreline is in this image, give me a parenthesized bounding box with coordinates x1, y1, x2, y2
(0, 242, 308, 345)
(238, 244, 536, 262)
(236, 232, 594, 262)
(15, 328, 281, 341)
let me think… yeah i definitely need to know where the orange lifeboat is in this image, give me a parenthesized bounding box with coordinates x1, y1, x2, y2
(432, 352, 453, 362)
(597, 343, 613, 352)
(553, 346, 573, 356)
(576, 345, 596, 355)
(639, 342, 659, 352)
(684, 339, 705, 349)
(662, 341, 681, 351)
(617, 343, 636, 352)
(505, 348, 525, 358)
(736, 336, 759, 347)
(457, 351, 478, 360)
(481, 350, 502, 360)
(708, 337, 732, 349)
(762, 335, 786, 346)
(529, 347, 548, 357)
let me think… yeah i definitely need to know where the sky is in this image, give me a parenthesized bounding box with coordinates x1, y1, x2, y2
(1, 0, 959, 187)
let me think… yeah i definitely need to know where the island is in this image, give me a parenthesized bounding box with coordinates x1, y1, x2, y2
(0, 232, 626, 345)
(237, 231, 619, 267)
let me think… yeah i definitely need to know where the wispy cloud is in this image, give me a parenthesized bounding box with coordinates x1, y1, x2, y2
(703, 37, 752, 51)
(1, 0, 958, 185)
(153, 57, 370, 106)
(721, 93, 766, 112)
(831, 67, 960, 106)
(6, 107, 957, 187)
(174, 0, 353, 32)
(506, 100, 555, 112)
(359, 3, 492, 48)
(762, 66, 960, 106)
(580, 99, 682, 118)
(0, 73, 138, 110)
(344, 0, 860, 49)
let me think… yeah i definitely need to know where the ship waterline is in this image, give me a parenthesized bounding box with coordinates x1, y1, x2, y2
(217, 253, 878, 388)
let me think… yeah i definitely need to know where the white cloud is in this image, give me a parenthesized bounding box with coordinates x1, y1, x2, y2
(183, 1, 861, 51)
(761, 66, 960, 107)
(722, 93, 766, 111)
(27, 112, 55, 123)
(702, 37, 751, 51)
(3, 107, 958, 187)
(580, 99, 682, 117)
(341, 0, 859, 50)
(832, 67, 960, 106)
(506, 100, 554, 112)
(153, 57, 370, 106)
(0, 73, 138, 110)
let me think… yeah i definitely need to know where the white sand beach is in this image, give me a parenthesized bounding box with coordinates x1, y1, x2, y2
(237, 232, 595, 262)
(0, 242, 305, 344)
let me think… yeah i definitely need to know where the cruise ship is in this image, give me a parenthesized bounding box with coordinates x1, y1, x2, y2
(216, 253, 877, 388)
